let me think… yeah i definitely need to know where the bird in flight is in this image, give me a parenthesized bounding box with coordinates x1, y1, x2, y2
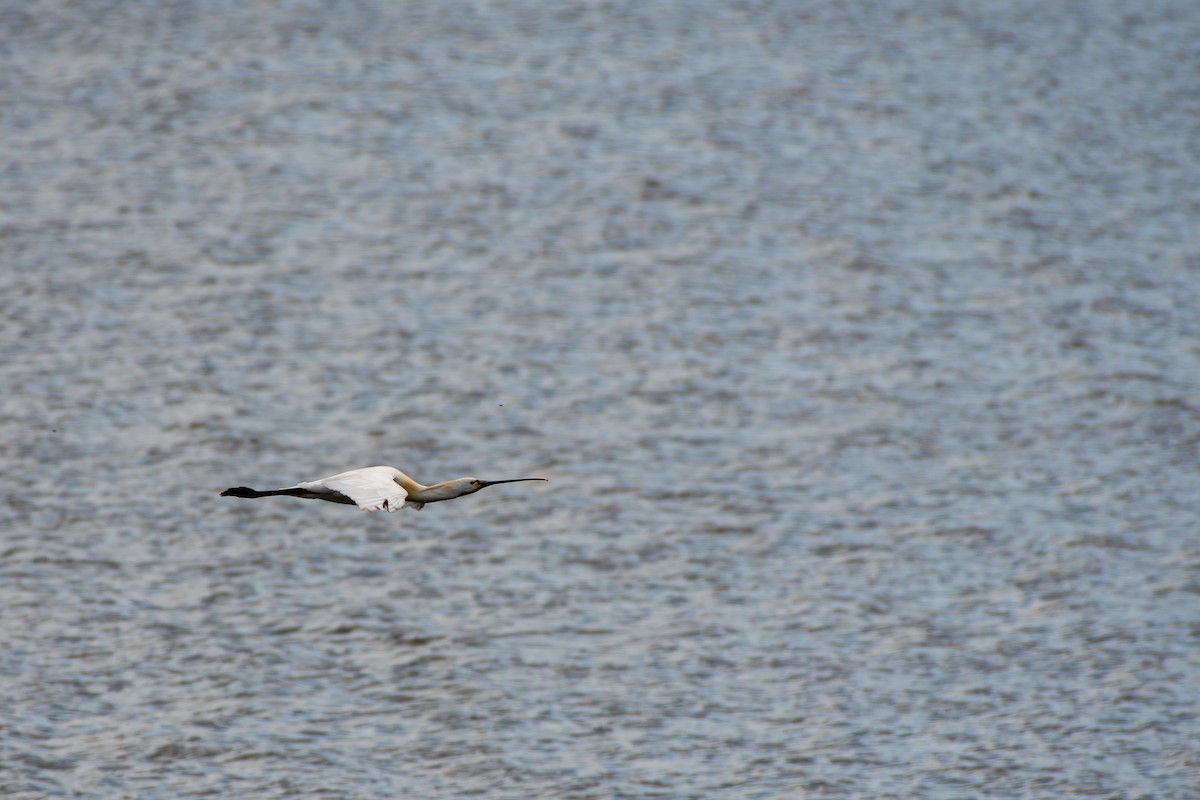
(220, 466, 547, 513)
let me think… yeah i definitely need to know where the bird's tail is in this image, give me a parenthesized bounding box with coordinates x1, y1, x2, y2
(220, 486, 310, 499)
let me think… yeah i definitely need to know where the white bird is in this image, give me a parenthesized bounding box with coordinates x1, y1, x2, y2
(220, 466, 547, 513)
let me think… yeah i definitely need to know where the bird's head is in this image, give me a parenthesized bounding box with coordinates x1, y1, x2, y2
(459, 477, 485, 495)
(423, 476, 549, 502)
(468, 476, 548, 494)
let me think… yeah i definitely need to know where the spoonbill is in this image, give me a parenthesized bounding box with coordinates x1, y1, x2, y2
(220, 466, 547, 513)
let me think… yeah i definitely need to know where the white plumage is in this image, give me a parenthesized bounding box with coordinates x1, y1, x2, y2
(296, 467, 413, 512)
(221, 466, 546, 513)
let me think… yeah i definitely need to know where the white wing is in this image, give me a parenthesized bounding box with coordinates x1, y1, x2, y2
(299, 467, 408, 513)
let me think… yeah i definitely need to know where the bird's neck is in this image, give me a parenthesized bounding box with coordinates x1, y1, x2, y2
(390, 470, 427, 495)
(408, 479, 471, 503)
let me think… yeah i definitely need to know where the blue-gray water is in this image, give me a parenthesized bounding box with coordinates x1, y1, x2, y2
(2, 2, 1198, 798)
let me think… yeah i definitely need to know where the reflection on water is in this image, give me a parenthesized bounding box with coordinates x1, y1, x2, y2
(2, 1, 1198, 798)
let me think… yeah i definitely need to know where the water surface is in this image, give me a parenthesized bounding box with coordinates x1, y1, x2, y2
(2, 1, 1198, 798)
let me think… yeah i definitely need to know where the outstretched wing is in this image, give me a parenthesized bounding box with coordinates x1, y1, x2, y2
(299, 467, 408, 512)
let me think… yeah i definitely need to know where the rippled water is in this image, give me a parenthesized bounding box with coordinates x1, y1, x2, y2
(3, 1, 1199, 797)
